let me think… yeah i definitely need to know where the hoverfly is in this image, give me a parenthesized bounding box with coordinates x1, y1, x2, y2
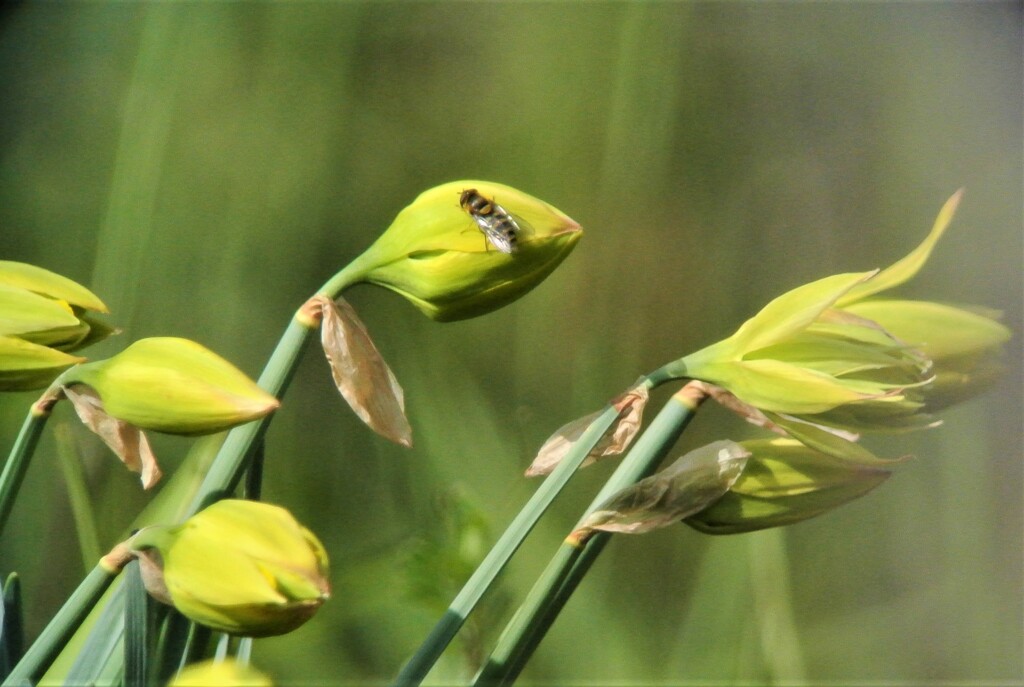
(459, 188, 521, 254)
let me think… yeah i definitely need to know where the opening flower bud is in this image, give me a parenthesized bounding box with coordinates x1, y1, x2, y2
(60, 337, 279, 436)
(339, 180, 582, 321)
(131, 499, 330, 637)
(684, 438, 892, 535)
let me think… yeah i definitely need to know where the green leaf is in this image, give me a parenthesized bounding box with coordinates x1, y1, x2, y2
(1, 573, 24, 678)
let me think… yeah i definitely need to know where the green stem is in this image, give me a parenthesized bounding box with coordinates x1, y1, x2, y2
(1, 565, 116, 687)
(187, 315, 315, 514)
(6, 261, 367, 684)
(0, 400, 53, 539)
(391, 393, 643, 687)
(474, 385, 703, 686)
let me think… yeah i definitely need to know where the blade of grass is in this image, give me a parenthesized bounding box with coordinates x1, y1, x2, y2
(474, 383, 705, 685)
(53, 423, 102, 570)
(0, 574, 23, 679)
(124, 560, 162, 687)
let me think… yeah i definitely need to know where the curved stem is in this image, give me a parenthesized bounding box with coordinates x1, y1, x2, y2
(474, 383, 705, 686)
(0, 399, 54, 538)
(391, 402, 627, 687)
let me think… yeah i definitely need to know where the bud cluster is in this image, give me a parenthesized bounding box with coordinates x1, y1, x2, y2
(0, 261, 113, 391)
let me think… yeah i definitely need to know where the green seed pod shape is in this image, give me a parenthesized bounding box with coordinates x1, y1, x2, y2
(137, 500, 330, 637)
(345, 181, 582, 322)
(62, 337, 279, 435)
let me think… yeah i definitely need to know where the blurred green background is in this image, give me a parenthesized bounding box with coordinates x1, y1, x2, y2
(0, 2, 1021, 685)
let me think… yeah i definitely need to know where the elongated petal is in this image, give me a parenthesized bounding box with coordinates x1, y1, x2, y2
(0, 335, 84, 391)
(317, 295, 412, 447)
(0, 284, 82, 344)
(526, 379, 649, 476)
(764, 412, 907, 465)
(843, 299, 1011, 360)
(723, 271, 876, 356)
(688, 359, 875, 414)
(0, 260, 108, 313)
(837, 189, 963, 305)
(63, 385, 161, 488)
(574, 441, 749, 538)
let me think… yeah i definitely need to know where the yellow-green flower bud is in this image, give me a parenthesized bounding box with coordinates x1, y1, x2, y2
(132, 499, 330, 637)
(684, 438, 892, 535)
(0, 260, 108, 314)
(169, 659, 273, 687)
(0, 335, 84, 391)
(60, 337, 278, 435)
(339, 180, 582, 321)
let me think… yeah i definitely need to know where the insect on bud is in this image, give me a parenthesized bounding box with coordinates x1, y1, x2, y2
(342, 180, 582, 322)
(130, 499, 331, 637)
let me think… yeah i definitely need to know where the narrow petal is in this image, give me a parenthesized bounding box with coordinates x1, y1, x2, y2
(843, 299, 1011, 360)
(316, 295, 412, 447)
(837, 189, 963, 305)
(691, 359, 875, 414)
(63, 385, 161, 488)
(723, 271, 877, 357)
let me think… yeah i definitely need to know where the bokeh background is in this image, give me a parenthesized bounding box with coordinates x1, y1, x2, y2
(0, 3, 1021, 685)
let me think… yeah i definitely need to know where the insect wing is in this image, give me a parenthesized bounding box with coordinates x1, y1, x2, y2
(478, 216, 517, 254)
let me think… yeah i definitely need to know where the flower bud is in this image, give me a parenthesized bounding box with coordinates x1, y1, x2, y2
(684, 438, 892, 535)
(60, 337, 279, 435)
(169, 659, 272, 687)
(131, 499, 330, 637)
(343, 180, 582, 322)
(0, 335, 84, 391)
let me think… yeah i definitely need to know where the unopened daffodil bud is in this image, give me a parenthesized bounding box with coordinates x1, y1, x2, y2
(130, 499, 330, 637)
(336, 180, 582, 322)
(684, 438, 892, 534)
(60, 337, 279, 436)
(169, 659, 273, 687)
